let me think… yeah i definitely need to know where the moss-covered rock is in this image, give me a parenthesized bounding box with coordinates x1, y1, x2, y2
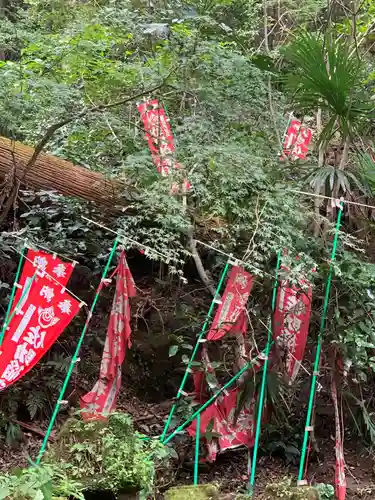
(164, 484, 219, 500)
(265, 481, 320, 499)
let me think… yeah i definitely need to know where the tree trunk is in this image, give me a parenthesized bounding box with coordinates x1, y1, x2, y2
(0, 0, 7, 60)
(0, 137, 131, 209)
(313, 108, 325, 237)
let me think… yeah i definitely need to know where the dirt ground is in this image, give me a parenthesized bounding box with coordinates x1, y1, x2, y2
(2, 390, 374, 499)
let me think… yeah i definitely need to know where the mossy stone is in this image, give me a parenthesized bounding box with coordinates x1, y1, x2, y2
(265, 483, 320, 500)
(164, 484, 219, 500)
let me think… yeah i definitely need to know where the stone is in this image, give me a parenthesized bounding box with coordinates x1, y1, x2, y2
(141, 23, 169, 39)
(164, 484, 219, 500)
(265, 482, 320, 500)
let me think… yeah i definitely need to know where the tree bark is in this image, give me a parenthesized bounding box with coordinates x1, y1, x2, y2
(313, 108, 325, 237)
(0, 0, 7, 61)
(0, 137, 131, 209)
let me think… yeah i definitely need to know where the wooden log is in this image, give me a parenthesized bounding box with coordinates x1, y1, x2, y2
(0, 136, 129, 208)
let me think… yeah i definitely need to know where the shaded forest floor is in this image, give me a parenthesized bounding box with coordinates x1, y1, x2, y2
(1, 260, 375, 498)
(0, 388, 374, 499)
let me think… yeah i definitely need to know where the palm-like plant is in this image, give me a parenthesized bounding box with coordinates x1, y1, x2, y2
(284, 32, 374, 146)
(306, 165, 369, 198)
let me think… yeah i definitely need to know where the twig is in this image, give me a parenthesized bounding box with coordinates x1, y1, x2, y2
(243, 196, 268, 261)
(14, 420, 56, 442)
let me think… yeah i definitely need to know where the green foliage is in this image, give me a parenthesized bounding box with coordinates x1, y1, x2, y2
(46, 412, 168, 495)
(234, 369, 289, 427)
(0, 0, 318, 278)
(357, 147, 375, 195)
(261, 423, 301, 464)
(306, 166, 367, 197)
(0, 350, 73, 421)
(314, 483, 334, 499)
(0, 462, 84, 500)
(332, 251, 375, 376)
(284, 32, 374, 144)
(2, 0, 375, 480)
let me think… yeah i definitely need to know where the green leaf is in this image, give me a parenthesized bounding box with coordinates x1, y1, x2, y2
(284, 32, 374, 144)
(0, 486, 10, 499)
(285, 444, 300, 456)
(168, 345, 178, 357)
(205, 371, 218, 389)
(34, 490, 45, 500)
(182, 355, 190, 364)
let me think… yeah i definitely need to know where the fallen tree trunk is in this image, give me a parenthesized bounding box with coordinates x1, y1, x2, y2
(0, 137, 129, 208)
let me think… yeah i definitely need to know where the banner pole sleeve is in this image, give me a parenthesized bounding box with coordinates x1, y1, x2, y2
(161, 258, 231, 442)
(298, 203, 343, 482)
(35, 238, 120, 464)
(0, 245, 27, 347)
(248, 250, 282, 494)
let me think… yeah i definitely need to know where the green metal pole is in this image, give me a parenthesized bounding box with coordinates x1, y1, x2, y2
(0, 270, 37, 349)
(36, 239, 120, 464)
(0, 245, 26, 342)
(163, 344, 274, 446)
(0, 245, 27, 346)
(249, 250, 282, 494)
(161, 258, 231, 441)
(297, 203, 343, 483)
(193, 413, 200, 485)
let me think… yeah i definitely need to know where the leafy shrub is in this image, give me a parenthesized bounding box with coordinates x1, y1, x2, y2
(46, 412, 167, 495)
(314, 483, 334, 499)
(0, 462, 84, 500)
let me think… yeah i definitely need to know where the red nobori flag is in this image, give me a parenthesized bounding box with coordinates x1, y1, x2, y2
(282, 119, 313, 160)
(80, 252, 136, 421)
(137, 99, 191, 190)
(332, 373, 346, 500)
(10, 249, 76, 319)
(0, 270, 81, 390)
(188, 387, 257, 462)
(187, 365, 266, 462)
(137, 99, 177, 176)
(207, 266, 254, 341)
(273, 269, 312, 382)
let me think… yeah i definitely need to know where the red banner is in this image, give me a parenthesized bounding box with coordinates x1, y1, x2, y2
(188, 357, 266, 462)
(137, 99, 191, 190)
(282, 118, 312, 160)
(273, 270, 312, 382)
(207, 266, 253, 341)
(0, 270, 81, 390)
(11, 249, 76, 318)
(138, 99, 179, 176)
(190, 266, 255, 460)
(80, 252, 136, 420)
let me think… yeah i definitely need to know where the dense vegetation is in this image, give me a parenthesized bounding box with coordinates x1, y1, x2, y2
(2, 0, 375, 498)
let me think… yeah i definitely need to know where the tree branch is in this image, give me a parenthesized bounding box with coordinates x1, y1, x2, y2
(262, 0, 283, 152)
(24, 71, 175, 176)
(187, 226, 217, 297)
